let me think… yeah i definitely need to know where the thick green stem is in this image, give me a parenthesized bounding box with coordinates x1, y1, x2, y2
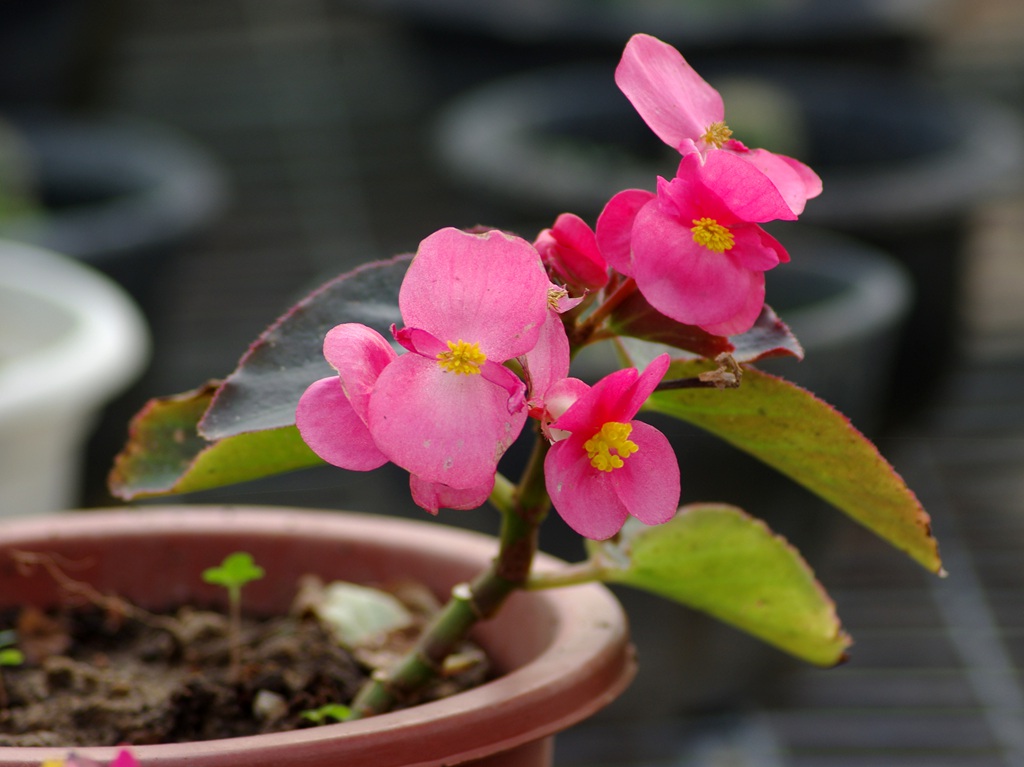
(348, 433, 551, 719)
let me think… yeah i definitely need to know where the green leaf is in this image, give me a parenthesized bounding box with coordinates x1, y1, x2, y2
(200, 255, 410, 440)
(108, 256, 409, 499)
(589, 506, 851, 666)
(203, 552, 266, 589)
(302, 704, 353, 724)
(108, 385, 322, 500)
(644, 360, 942, 573)
(0, 648, 23, 667)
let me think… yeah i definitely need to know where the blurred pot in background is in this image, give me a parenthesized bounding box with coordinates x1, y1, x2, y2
(0, 111, 227, 329)
(0, 111, 227, 506)
(0, 240, 148, 516)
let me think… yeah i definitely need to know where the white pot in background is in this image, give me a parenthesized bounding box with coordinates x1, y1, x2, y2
(0, 239, 149, 516)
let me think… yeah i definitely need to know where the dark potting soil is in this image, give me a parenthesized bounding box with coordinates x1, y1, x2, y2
(0, 585, 490, 747)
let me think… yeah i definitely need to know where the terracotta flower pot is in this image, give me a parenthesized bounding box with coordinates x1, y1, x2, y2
(0, 506, 635, 767)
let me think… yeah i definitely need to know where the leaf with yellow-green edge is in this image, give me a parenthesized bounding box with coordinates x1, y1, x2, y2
(108, 384, 323, 500)
(588, 505, 851, 666)
(643, 360, 942, 573)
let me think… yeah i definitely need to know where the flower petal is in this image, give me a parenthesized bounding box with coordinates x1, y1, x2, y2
(410, 474, 494, 513)
(552, 355, 669, 434)
(368, 353, 527, 489)
(612, 420, 680, 526)
(325, 323, 397, 422)
(697, 283, 766, 337)
(727, 144, 822, 215)
(522, 308, 572, 405)
(615, 33, 724, 154)
(631, 201, 761, 327)
(682, 151, 798, 223)
(296, 377, 389, 471)
(399, 227, 549, 360)
(596, 188, 655, 274)
(545, 439, 630, 540)
(535, 213, 609, 289)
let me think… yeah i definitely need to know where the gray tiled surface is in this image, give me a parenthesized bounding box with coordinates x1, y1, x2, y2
(54, 0, 1024, 763)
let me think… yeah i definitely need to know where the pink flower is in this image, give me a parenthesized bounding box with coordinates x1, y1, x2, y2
(544, 354, 679, 539)
(297, 227, 550, 504)
(534, 213, 608, 290)
(615, 33, 821, 215)
(597, 151, 793, 336)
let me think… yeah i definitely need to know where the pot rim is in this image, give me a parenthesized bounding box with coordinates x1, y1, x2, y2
(0, 506, 636, 766)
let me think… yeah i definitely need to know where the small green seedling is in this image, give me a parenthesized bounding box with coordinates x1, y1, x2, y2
(202, 552, 264, 679)
(0, 630, 23, 708)
(301, 703, 352, 725)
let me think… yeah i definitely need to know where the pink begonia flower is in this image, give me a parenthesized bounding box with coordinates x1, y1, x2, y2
(297, 227, 550, 505)
(597, 151, 793, 336)
(544, 354, 679, 540)
(296, 323, 492, 512)
(534, 213, 609, 290)
(615, 33, 821, 215)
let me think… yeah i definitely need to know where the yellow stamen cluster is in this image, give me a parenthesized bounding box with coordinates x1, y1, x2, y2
(584, 422, 639, 472)
(691, 217, 735, 253)
(702, 120, 733, 149)
(547, 285, 568, 312)
(437, 339, 487, 375)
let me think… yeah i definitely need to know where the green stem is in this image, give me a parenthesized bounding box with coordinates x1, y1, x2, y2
(348, 432, 552, 719)
(228, 587, 241, 681)
(525, 559, 609, 591)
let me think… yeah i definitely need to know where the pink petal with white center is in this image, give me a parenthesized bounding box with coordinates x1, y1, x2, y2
(615, 33, 724, 155)
(324, 323, 397, 422)
(399, 227, 549, 361)
(543, 377, 591, 423)
(595, 188, 655, 274)
(410, 474, 494, 513)
(368, 353, 527, 489)
(539, 376, 591, 441)
(296, 377, 389, 471)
